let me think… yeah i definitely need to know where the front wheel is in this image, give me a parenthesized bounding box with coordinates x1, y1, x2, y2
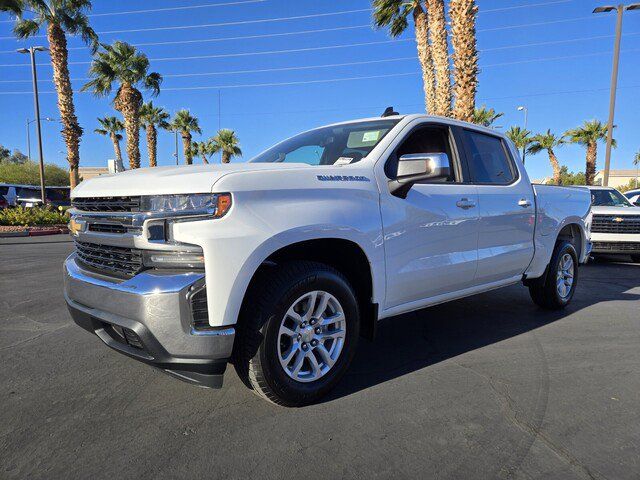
(529, 241, 579, 310)
(234, 261, 359, 406)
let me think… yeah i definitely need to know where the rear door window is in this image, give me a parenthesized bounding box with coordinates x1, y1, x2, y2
(463, 130, 515, 184)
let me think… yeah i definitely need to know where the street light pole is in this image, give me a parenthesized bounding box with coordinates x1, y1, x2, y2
(174, 130, 179, 165)
(517, 105, 528, 164)
(26, 117, 56, 162)
(18, 46, 48, 205)
(593, 3, 640, 186)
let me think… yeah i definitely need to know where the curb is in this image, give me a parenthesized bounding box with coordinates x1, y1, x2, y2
(0, 226, 68, 238)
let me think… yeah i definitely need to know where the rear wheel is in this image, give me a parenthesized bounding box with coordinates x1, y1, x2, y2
(234, 261, 359, 406)
(529, 241, 578, 310)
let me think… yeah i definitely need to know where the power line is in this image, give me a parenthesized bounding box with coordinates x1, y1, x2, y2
(0, 0, 267, 23)
(480, 0, 573, 14)
(0, 8, 372, 40)
(0, 39, 412, 67)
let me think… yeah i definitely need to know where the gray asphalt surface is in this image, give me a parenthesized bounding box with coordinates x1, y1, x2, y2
(1, 235, 639, 480)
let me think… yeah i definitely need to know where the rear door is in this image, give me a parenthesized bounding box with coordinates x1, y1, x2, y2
(459, 128, 535, 284)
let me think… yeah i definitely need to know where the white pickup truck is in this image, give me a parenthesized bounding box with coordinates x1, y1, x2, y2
(64, 113, 592, 406)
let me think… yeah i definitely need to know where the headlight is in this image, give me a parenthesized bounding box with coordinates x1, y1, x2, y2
(140, 193, 232, 218)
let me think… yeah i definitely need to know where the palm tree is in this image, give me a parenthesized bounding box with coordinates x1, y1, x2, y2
(211, 129, 242, 164)
(450, 0, 479, 122)
(425, 0, 451, 116)
(565, 120, 615, 186)
(527, 130, 565, 185)
(633, 150, 640, 188)
(373, 0, 436, 114)
(2, 0, 98, 188)
(505, 126, 531, 163)
(170, 110, 201, 165)
(139, 101, 170, 167)
(82, 41, 162, 169)
(188, 140, 214, 165)
(94, 116, 124, 169)
(471, 106, 503, 127)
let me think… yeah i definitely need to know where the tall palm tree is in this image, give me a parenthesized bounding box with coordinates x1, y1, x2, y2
(471, 106, 503, 127)
(170, 110, 201, 165)
(2, 0, 99, 188)
(82, 41, 162, 169)
(211, 129, 242, 164)
(505, 126, 531, 163)
(633, 150, 640, 188)
(450, 0, 479, 122)
(139, 101, 170, 167)
(565, 120, 615, 186)
(527, 130, 565, 185)
(373, 0, 436, 114)
(425, 0, 451, 116)
(94, 116, 124, 169)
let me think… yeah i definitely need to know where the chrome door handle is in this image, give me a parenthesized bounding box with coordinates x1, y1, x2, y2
(518, 199, 532, 208)
(456, 198, 476, 209)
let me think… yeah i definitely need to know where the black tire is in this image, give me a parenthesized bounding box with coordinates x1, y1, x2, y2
(529, 241, 579, 310)
(233, 261, 360, 407)
(630, 255, 640, 263)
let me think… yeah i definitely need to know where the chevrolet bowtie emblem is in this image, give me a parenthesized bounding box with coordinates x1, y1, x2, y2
(612, 217, 624, 223)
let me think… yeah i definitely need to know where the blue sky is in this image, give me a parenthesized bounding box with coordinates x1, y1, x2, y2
(0, 0, 639, 181)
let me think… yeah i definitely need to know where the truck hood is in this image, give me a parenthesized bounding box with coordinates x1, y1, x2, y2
(72, 163, 311, 197)
(590, 205, 640, 215)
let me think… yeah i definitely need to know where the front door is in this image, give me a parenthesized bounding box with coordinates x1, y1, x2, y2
(379, 123, 480, 311)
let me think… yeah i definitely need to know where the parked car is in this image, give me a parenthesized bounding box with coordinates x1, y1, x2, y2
(16, 186, 43, 208)
(64, 113, 592, 406)
(14, 185, 71, 208)
(582, 186, 640, 262)
(623, 188, 640, 206)
(0, 183, 19, 207)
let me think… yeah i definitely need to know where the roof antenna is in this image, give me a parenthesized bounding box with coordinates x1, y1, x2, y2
(381, 106, 398, 117)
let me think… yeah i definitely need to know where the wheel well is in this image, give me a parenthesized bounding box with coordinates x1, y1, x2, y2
(247, 239, 377, 341)
(557, 223, 582, 257)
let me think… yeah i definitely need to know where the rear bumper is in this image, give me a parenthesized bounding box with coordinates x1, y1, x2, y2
(63, 253, 235, 388)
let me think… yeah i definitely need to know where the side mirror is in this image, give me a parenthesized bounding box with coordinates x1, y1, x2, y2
(389, 153, 451, 198)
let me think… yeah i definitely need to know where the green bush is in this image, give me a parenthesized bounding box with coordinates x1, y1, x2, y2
(0, 206, 69, 226)
(0, 160, 69, 186)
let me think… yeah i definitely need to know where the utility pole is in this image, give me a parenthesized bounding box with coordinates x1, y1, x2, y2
(593, 3, 640, 186)
(174, 130, 179, 165)
(18, 46, 48, 205)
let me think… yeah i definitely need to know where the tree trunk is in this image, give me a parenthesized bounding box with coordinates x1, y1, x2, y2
(426, 0, 452, 117)
(182, 133, 193, 165)
(201, 155, 209, 164)
(146, 125, 157, 167)
(585, 142, 597, 186)
(449, 0, 479, 122)
(114, 84, 142, 169)
(110, 132, 123, 166)
(47, 24, 82, 187)
(413, 6, 437, 114)
(548, 149, 561, 185)
(222, 152, 231, 164)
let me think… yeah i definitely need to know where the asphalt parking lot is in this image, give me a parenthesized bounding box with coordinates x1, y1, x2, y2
(1, 235, 639, 479)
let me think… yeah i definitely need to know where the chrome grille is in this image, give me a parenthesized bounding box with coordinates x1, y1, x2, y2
(592, 214, 640, 234)
(72, 196, 140, 212)
(88, 223, 128, 234)
(592, 241, 640, 252)
(75, 241, 143, 277)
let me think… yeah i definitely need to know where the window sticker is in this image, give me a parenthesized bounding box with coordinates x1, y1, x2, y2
(362, 130, 380, 143)
(334, 157, 354, 166)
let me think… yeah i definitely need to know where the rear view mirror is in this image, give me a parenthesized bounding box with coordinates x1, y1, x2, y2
(389, 153, 451, 198)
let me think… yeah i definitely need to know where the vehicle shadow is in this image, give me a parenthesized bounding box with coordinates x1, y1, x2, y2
(325, 261, 640, 402)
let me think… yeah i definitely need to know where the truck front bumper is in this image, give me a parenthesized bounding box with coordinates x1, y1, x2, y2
(63, 253, 235, 388)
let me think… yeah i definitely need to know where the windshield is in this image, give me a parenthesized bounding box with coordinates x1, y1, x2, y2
(46, 188, 70, 201)
(17, 187, 41, 199)
(250, 119, 400, 166)
(591, 189, 633, 207)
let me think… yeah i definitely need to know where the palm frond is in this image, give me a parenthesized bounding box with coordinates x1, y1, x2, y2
(13, 18, 41, 38)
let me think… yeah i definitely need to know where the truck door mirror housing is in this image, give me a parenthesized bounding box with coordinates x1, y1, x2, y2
(389, 153, 451, 198)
